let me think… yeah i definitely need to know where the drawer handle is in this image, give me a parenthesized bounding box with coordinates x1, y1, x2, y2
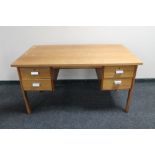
(31, 71, 39, 76)
(116, 70, 124, 74)
(32, 83, 40, 87)
(114, 80, 122, 85)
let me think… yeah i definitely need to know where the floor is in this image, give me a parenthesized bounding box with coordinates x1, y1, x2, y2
(0, 80, 155, 129)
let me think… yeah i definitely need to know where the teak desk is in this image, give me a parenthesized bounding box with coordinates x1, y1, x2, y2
(11, 44, 143, 114)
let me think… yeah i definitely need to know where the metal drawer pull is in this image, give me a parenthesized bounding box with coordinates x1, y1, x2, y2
(114, 80, 122, 85)
(116, 70, 124, 74)
(32, 83, 40, 87)
(31, 71, 39, 76)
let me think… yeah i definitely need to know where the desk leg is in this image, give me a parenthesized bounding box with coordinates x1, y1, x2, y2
(21, 90, 32, 114)
(125, 87, 134, 112)
(124, 66, 137, 112)
(17, 68, 32, 114)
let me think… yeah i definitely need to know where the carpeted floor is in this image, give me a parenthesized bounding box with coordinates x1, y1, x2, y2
(0, 80, 155, 129)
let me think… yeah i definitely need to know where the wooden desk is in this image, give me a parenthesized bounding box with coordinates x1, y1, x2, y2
(11, 44, 143, 114)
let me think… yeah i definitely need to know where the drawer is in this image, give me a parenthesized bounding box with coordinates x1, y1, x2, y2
(102, 78, 132, 90)
(20, 67, 51, 80)
(22, 79, 52, 91)
(104, 66, 135, 78)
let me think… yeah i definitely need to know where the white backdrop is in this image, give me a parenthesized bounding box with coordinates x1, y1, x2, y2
(0, 26, 154, 80)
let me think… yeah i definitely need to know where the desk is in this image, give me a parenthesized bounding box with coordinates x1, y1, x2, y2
(11, 44, 143, 114)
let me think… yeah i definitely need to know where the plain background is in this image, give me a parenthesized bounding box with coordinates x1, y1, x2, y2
(0, 26, 155, 81)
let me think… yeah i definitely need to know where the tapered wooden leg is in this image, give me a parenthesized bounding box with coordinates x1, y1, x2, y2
(124, 65, 137, 112)
(125, 88, 134, 112)
(21, 90, 32, 114)
(17, 67, 32, 114)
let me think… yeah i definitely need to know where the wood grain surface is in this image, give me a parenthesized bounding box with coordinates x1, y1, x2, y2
(11, 44, 143, 67)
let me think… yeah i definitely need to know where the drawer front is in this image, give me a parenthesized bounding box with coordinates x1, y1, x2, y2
(20, 67, 51, 80)
(104, 66, 135, 78)
(22, 79, 52, 91)
(102, 78, 132, 90)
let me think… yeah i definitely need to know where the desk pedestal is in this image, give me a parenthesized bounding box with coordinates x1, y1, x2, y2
(17, 65, 137, 114)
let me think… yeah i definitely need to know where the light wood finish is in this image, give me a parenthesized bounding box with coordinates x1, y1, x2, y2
(11, 45, 143, 67)
(104, 66, 135, 78)
(17, 68, 31, 114)
(20, 67, 51, 80)
(125, 66, 138, 112)
(102, 78, 132, 90)
(22, 79, 52, 91)
(11, 45, 143, 113)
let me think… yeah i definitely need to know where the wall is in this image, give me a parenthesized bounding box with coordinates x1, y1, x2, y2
(0, 26, 154, 80)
